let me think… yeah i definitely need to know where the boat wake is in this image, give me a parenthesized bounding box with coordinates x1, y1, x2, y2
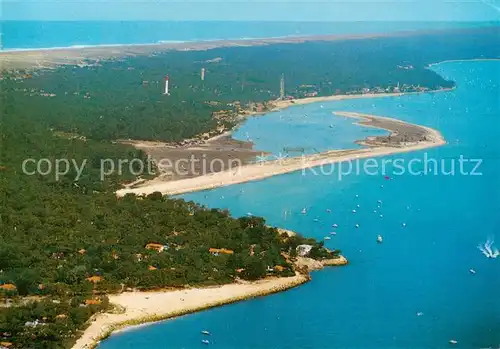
(477, 237, 499, 258)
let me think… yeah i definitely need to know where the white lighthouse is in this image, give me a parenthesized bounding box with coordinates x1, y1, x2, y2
(164, 75, 170, 95)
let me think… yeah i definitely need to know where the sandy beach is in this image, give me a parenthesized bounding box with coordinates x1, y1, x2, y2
(0, 27, 491, 70)
(72, 252, 348, 349)
(116, 110, 446, 197)
(1, 33, 383, 70)
(72, 273, 309, 349)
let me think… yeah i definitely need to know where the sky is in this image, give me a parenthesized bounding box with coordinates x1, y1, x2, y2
(2, 0, 500, 21)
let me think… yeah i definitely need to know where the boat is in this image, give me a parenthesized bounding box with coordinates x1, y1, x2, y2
(313, 218, 319, 222)
(202, 339, 210, 345)
(201, 330, 210, 335)
(469, 268, 476, 274)
(355, 224, 360, 228)
(377, 235, 383, 243)
(416, 312, 424, 316)
(402, 223, 407, 227)
(330, 232, 336, 235)
(326, 209, 331, 213)
(301, 208, 307, 214)
(329, 124, 334, 128)
(352, 209, 357, 214)
(356, 204, 360, 208)
(324, 236, 331, 240)
(449, 340, 458, 345)
(332, 224, 338, 228)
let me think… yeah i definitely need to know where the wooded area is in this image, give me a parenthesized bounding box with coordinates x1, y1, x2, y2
(0, 27, 498, 348)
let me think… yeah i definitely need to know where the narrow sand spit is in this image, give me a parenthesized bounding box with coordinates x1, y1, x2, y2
(116, 111, 446, 197)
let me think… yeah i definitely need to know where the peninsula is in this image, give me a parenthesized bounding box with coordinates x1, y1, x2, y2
(1, 26, 497, 349)
(116, 110, 446, 197)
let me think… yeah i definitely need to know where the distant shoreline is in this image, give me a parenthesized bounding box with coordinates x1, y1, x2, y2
(116, 100, 447, 197)
(0, 32, 392, 70)
(0, 26, 495, 70)
(427, 58, 500, 67)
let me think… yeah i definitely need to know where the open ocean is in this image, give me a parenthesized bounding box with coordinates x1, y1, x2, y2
(0, 21, 498, 50)
(98, 60, 500, 348)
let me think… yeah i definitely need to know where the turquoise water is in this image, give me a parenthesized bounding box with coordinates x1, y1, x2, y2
(1, 21, 496, 50)
(232, 103, 387, 156)
(100, 61, 499, 348)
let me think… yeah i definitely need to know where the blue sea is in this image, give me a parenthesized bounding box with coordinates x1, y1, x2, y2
(98, 60, 500, 348)
(0, 21, 497, 50)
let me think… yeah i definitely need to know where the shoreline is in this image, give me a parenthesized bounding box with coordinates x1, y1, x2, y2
(427, 58, 500, 67)
(1, 33, 387, 70)
(73, 273, 310, 349)
(1, 27, 494, 70)
(116, 106, 447, 197)
(73, 254, 348, 349)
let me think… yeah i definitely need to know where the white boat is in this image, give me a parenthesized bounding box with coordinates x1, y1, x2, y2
(352, 209, 357, 214)
(377, 235, 383, 243)
(416, 312, 424, 316)
(324, 236, 331, 240)
(355, 224, 360, 228)
(332, 224, 338, 228)
(202, 339, 210, 345)
(402, 223, 407, 227)
(449, 340, 458, 345)
(201, 330, 210, 335)
(301, 208, 307, 214)
(330, 232, 336, 235)
(469, 269, 476, 274)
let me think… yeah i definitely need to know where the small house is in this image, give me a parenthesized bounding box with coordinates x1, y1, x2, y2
(0, 284, 17, 292)
(84, 298, 102, 306)
(209, 248, 234, 256)
(85, 276, 103, 284)
(296, 244, 313, 257)
(145, 243, 165, 253)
